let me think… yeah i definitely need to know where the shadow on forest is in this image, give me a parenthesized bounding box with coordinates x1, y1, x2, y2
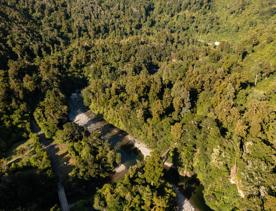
(100, 123, 116, 137)
(109, 131, 128, 146)
(99, 125, 142, 164)
(0, 168, 58, 210)
(63, 171, 111, 208)
(83, 114, 104, 128)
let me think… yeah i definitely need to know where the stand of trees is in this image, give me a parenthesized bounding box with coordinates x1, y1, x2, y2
(54, 123, 120, 202)
(93, 153, 176, 210)
(0, 0, 275, 210)
(0, 135, 58, 210)
(55, 122, 120, 181)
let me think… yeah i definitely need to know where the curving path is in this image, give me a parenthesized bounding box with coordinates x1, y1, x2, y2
(31, 121, 70, 211)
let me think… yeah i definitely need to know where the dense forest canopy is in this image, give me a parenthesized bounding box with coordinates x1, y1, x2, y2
(0, 0, 275, 210)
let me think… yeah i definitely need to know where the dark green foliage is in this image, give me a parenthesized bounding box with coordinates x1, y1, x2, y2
(0, 135, 57, 210)
(68, 133, 119, 180)
(93, 154, 176, 211)
(0, 169, 57, 210)
(0, 0, 87, 151)
(55, 123, 120, 180)
(55, 122, 86, 143)
(79, 1, 275, 209)
(34, 89, 68, 138)
(144, 152, 164, 187)
(0, 0, 275, 210)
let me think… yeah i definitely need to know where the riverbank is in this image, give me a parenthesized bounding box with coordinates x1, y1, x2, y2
(69, 92, 200, 211)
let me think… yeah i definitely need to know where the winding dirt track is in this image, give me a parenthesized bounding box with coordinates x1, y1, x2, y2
(31, 121, 69, 211)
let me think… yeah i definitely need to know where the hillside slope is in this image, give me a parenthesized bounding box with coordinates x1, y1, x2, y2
(0, 0, 275, 210)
